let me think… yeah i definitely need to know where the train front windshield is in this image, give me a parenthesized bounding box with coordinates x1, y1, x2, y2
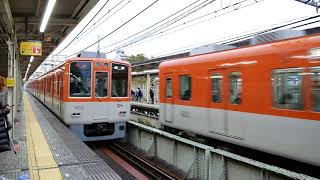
(111, 63, 128, 97)
(69, 61, 92, 97)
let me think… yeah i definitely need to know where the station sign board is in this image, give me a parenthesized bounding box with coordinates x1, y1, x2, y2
(20, 41, 42, 56)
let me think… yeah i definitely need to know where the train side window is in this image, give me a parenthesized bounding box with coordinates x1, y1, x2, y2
(95, 72, 108, 97)
(311, 67, 320, 112)
(230, 72, 242, 104)
(180, 75, 192, 100)
(272, 68, 303, 110)
(166, 78, 172, 98)
(211, 73, 222, 103)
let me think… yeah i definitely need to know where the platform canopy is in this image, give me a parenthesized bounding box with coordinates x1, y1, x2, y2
(0, 0, 99, 79)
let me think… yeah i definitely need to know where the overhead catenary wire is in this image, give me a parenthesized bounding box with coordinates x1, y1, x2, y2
(151, 15, 320, 58)
(55, 0, 111, 55)
(100, 0, 216, 51)
(155, 15, 320, 57)
(38, 0, 210, 76)
(122, 0, 217, 41)
(34, 0, 320, 78)
(129, 14, 320, 56)
(105, 0, 260, 53)
(67, 0, 160, 58)
(58, 0, 255, 57)
(132, 15, 317, 58)
(31, 0, 159, 79)
(73, 0, 131, 44)
(218, 14, 320, 45)
(104, 0, 262, 53)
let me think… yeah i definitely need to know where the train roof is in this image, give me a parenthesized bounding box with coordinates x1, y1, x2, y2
(159, 33, 320, 69)
(66, 57, 130, 64)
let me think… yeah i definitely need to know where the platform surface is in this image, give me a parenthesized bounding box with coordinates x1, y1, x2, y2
(0, 93, 122, 180)
(130, 101, 159, 109)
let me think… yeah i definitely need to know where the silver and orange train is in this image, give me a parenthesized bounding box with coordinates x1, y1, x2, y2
(27, 54, 131, 141)
(159, 33, 320, 166)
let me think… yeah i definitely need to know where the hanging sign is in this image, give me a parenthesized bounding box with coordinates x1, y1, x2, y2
(20, 41, 42, 56)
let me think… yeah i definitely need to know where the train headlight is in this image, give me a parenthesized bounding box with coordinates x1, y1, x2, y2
(71, 112, 81, 118)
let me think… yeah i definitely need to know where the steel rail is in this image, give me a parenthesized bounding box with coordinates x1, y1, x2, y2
(108, 142, 178, 180)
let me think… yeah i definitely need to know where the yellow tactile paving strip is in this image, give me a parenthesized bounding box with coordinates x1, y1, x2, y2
(24, 93, 63, 180)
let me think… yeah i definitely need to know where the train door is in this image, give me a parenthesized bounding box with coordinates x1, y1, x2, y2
(36, 82, 39, 98)
(208, 69, 227, 135)
(44, 79, 46, 103)
(37, 82, 40, 98)
(226, 69, 243, 138)
(164, 74, 174, 123)
(208, 67, 241, 137)
(58, 76, 63, 116)
(56, 76, 60, 115)
(51, 77, 54, 109)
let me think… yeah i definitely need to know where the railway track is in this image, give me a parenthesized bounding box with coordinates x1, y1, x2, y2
(107, 142, 180, 180)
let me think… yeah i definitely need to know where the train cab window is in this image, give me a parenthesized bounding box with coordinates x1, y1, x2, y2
(180, 75, 192, 100)
(166, 78, 172, 98)
(111, 63, 128, 97)
(230, 72, 242, 104)
(211, 73, 223, 103)
(272, 68, 303, 110)
(95, 72, 108, 97)
(69, 61, 92, 97)
(311, 67, 320, 112)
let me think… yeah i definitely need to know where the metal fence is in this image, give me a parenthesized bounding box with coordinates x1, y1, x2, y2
(127, 121, 317, 180)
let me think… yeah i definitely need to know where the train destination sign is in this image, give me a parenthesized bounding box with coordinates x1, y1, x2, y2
(20, 41, 42, 56)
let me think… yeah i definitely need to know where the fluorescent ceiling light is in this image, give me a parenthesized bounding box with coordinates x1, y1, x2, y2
(30, 56, 34, 63)
(40, 0, 56, 32)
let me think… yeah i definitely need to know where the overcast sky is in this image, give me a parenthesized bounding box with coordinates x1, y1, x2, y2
(44, 0, 317, 67)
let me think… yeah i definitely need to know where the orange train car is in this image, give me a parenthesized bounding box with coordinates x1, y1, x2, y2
(27, 53, 131, 141)
(159, 33, 320, 166)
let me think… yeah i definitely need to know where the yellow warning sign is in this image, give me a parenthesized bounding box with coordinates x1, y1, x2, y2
(6, 78, 15, 87)
(20, 41, 42, 56)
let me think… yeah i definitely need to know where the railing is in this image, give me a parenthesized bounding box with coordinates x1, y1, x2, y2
(127, 121, 317, 180)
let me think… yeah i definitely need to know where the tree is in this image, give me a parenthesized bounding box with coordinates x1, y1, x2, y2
(127, 54, 147, 63)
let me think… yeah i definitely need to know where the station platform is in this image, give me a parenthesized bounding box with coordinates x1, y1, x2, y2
(0, 93, 121, 180)
(130, 101, 159, 110)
